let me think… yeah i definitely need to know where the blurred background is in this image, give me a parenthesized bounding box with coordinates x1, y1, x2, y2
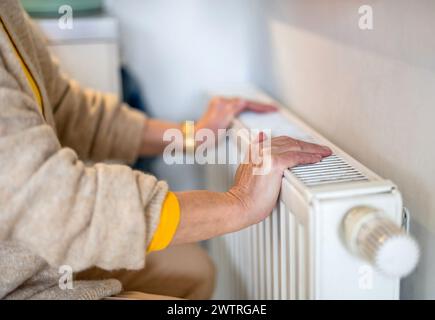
(21, 0, 435, 299)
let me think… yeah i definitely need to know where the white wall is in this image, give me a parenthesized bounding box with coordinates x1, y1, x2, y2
(105, 0, 253, 121)
(105, 0, 255, 190)
(248, 0, 435, 299)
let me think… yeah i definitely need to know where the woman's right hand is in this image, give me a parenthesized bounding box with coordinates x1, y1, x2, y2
(172, 135, 331, 246)
(227, 135, 332, 228)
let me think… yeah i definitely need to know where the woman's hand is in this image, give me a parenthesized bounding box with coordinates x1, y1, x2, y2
(138, 97, 276, 157)
(227, 135, 332, 228)
(172, 135, 331, 245)
(196, 97, 277, 135)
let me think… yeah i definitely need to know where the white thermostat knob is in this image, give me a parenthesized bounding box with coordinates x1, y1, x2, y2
(343, 206, 420, 278)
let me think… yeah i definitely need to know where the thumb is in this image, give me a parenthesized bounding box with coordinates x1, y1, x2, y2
(247, 131, 268, 164)
(254, 131, 268, 144)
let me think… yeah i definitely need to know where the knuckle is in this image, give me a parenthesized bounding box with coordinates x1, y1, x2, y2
(212, 96, 221, 103)
(295, 139, 304, 150)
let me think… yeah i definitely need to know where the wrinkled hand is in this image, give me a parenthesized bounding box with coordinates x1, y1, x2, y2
(197, 97, 277, 135)
(228, 135, 332, 228)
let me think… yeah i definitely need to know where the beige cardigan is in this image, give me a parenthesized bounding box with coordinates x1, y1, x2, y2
(0, 0, 168, 299)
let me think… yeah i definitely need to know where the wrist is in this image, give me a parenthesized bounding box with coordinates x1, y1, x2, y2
(224, 187, 252, 231)
(138, 119, 148, 156)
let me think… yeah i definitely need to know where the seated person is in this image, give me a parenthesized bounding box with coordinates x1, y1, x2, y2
(0, 0, 331, 300)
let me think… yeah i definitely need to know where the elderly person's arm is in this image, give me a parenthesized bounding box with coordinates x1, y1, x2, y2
(0, 59, 167, 273)
(173, 136, 331, 244)
(138, 98, 277, 156)
(32, 17, 277, 161)
(0, 16, 331, 273)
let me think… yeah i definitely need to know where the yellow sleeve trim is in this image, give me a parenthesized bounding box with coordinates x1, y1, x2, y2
(147, 192, 181, 253)
(0, 17, 44, 116)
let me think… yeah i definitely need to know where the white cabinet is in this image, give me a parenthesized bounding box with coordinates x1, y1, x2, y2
(37, 16, 121, 96)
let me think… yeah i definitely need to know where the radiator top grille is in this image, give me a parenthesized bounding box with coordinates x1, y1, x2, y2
(290, 155, 368, 187)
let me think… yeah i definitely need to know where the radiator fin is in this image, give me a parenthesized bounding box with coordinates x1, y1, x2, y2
(291, 155, 368, 187)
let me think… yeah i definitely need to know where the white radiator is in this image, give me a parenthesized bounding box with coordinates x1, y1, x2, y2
(207, 87, 419, 300)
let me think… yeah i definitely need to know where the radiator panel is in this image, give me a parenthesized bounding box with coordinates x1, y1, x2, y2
(207, 87, 405, 300)
(208, 163, 402, 300)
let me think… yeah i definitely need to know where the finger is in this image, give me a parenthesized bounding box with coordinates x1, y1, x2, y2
(255, 131, 268, 143)
(251, 131, 264, 144)
(272, 137, 332, 156)
(276, 141, 332, 156)
(277, 151, 323, 169)
(244, 100, 278, 113)
(234, 98, 277, 113)
(271, 136, 296, 146)
(247, 132, 268, 162)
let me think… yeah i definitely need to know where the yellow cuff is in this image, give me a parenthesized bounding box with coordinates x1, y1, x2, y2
(147, 192, 181, 253)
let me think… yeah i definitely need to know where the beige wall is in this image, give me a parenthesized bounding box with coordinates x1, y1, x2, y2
(249, 0, 435, 299)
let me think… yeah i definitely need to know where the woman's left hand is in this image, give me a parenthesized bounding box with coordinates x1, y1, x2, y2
(139, 97, 277, 156)
(196, 97, 277, 135)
